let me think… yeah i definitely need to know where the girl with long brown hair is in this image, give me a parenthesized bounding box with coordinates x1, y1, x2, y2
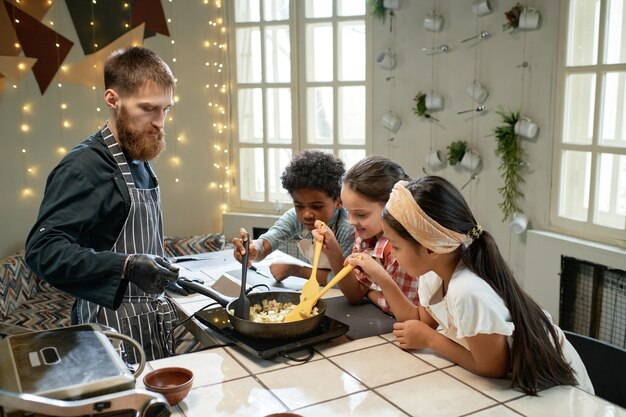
(346, 175, 593, 395)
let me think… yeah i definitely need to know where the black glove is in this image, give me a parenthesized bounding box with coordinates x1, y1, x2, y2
(124, 254, 179, 294)
(165, 280, 190, 296)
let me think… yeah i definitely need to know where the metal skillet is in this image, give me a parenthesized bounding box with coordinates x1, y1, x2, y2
(177, 278, 326, 340)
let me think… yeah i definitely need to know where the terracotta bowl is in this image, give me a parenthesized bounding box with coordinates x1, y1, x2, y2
(143, 367, 194, 406)
(264, 414, 303, 417)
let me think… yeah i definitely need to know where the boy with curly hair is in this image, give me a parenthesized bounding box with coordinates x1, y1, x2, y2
(233, 150, 354, 283)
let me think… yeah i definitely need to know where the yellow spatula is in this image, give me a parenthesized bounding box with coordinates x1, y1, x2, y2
(284, 262, 357, 322)
(299, 222, 325, 303)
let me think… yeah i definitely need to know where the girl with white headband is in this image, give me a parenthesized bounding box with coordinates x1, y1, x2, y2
(346, 176, 592, 396)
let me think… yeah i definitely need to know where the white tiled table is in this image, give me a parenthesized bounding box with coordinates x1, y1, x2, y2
(159, 250, 626, 417)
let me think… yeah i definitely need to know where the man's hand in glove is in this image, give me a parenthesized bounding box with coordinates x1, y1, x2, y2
(124, 254, 179, 294)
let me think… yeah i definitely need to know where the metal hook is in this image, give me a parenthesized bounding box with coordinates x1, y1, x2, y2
(461, 31, 491, 43)
(457, 105, 486, 115)
(461, 174, 478, 190)
(385, 76, 395, 81)
(516, 61, 529, 68)
(421, 44, 450, 54)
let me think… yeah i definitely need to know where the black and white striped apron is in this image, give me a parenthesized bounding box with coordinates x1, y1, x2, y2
(75, 124, 177, 363)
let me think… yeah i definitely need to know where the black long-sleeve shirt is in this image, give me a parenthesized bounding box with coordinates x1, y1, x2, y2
(25, 129, 156, 310)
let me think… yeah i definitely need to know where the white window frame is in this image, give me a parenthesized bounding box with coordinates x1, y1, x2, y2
(551, 0, 626, 247)
(226, 0, 372, 213)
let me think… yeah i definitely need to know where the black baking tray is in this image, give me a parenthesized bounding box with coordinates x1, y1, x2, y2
(194, 308, 349, 359)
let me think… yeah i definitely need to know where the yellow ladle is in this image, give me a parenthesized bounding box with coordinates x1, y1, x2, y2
(284, 262, 357, 322)
(298, 222, 325, 303)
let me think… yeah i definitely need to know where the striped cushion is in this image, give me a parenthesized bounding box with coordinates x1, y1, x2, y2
(2, 289, 73, 330)
(163, 233, 227, 257)
(0, 251, 41, 318)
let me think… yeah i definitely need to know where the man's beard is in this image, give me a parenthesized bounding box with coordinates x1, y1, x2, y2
(115, 106, 166, 161)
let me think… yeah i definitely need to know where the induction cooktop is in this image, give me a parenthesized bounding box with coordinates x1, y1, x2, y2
(194, 308, 349, 359)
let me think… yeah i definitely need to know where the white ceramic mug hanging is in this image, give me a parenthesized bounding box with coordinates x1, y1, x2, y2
(519, 8, 540, 30)
(472, 0, 492, 16)
(460, 149, 481, 171)
(425, 92, 444, 111)
(423, 13, 444, 32)
(466, 81, 489, 104)
(514, 117, 539, 139)
(381, 111, 402, 133)
(376, 50, 397, 71)
(383, 0, 401, 10)
(426, 150, 445, 170)
(510, 212, 529, 234)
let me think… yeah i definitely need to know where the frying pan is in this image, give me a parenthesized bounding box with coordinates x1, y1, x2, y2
(177, 278, 326, 340)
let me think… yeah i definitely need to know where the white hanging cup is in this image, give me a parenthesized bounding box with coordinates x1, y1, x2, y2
(514, 117, 538, 139)
(383, 0, 401, 10)
(426, 150, 445, 170)
(376, 50, 396, 71)
(423, 13, 443, 32)
(460, 149, 481, 171)
(510, 212, 529, 234)
(381, 111, 401, 133)
(466, 81, 489, 104)
(519, 8, 540, 30)
(425, 92, 444, 111)
(472, 0, 492, 16)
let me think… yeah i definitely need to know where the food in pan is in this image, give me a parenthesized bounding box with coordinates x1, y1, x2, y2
(249, 298, 319, 323)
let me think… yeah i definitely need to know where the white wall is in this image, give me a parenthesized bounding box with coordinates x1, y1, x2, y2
(369, 0, 562, 283)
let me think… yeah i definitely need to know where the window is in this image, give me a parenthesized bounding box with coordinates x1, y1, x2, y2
(228, 0, 369, 211)
(552, 0, 626, 244)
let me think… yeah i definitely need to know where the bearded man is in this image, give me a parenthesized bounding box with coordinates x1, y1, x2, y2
(25, 47, 182, 363)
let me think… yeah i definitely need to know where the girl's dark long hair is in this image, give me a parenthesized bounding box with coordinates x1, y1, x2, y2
(383, 176, 576, 395)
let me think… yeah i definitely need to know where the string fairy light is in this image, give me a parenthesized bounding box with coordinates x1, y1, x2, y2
(166, 0, 181, 184)
(202, 0, 230, 216)
(9, 1, 34, 199)
(53, 1, 70, 164)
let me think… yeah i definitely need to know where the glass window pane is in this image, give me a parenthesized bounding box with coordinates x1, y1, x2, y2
(235, 0, 260, 22)
(338, 0, 365, 16)
(236, 28, 262, 83)
(263, 0, 289, 21)
(559, 150, 591, 221)
(338, 21, 365, 81)
(605, 0, 626, 64)
(306, 23, 333, 82)
(563, 73, 596, 145)
(267, 88, 292, 144)
(600, 72, 626, 148)
(566, 0, 600, 66)
(265, 25, 291, 83)
(305, 0, 332, 18)
(307, 87, 333, 145)
(238, 89, 263, 144)
(240, 148, 265, 201)
(267, 148, 292, 203)
(595, 153, 626, 228)
(338, 86, 365, 145)
(339, 149, 366, 171)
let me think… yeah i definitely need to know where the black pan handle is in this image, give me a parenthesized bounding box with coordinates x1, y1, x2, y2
(177, 277, 234, 307)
